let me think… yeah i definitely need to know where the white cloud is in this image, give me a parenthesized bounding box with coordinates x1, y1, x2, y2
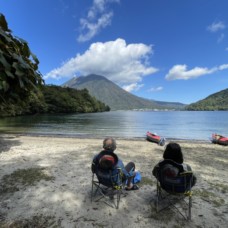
(122, 83, 144, 92)
(207, 21, 226, 32)
(165, 64, 228, 80)
(44, 38, 158, 85)
(148, 86, 163, 92)
(77, 0, 120, 42)
(218, 64, 228, 70)
(225, 47, 228, 51)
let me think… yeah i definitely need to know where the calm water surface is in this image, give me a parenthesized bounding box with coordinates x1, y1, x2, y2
(0, 111, 227, 140)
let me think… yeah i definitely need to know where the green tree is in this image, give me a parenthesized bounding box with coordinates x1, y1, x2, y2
(0, 13, 43, 104)
(185, 88, 228, 111)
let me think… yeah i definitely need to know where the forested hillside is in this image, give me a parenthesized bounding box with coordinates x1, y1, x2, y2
(0, 85, 110, 117)
(41, 86, 110, 113)
(185, 88, 228, 110)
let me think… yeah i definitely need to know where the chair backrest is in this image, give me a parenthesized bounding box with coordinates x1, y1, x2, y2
(157, 159, 193, 193)
(92, 151, 123, 188)
(96, 167, 123, 188)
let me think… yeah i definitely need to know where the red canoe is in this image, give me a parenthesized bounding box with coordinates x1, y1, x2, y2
(146, 131, 166, 146)
(211, 134, 228, 146)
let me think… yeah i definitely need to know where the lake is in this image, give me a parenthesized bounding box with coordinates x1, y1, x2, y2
(0, 111, 227, 140)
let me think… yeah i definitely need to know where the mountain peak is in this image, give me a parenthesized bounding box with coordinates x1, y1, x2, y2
(85, 74, 108, 80)
(62, 74, 185, 110)
(63, 74, 109, 88)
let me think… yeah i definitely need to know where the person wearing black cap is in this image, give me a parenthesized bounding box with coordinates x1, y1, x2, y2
(92, 137, 139, 190)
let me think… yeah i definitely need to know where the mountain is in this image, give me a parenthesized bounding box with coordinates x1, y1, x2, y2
(62, 74, 186, 110)
(185, 88, 228, 111)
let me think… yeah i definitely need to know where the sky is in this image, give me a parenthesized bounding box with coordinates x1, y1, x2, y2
(1, 0, 228, 104)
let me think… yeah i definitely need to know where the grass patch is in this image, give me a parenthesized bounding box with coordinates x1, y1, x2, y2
(0, 167, 55, 194)
(0, 215, 59, 228)
(208, 182, 228, 194)
(194, 189, 225, 207)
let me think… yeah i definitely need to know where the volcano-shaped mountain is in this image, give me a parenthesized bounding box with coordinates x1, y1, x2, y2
(62, 74, 185, 110)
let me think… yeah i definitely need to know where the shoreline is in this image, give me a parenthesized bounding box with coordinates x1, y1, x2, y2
(0, 134, 227, 227)
(0, 132, 212, 143)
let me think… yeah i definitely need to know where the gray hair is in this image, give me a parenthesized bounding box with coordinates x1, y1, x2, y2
(103, 137, 117, 151)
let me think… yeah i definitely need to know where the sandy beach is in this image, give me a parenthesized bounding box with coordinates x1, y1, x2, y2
(0, 134, 227, 228)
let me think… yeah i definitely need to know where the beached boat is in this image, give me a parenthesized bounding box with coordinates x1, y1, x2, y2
(211, 134, 228, 146)
(146, 131, 166, 146)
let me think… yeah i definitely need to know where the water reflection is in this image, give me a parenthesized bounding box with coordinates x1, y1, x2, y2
(0, 111, 227, 140)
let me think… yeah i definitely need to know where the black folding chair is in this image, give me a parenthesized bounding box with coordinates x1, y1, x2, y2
(155, 159, 193, 220)
(91, 159, 124, 209)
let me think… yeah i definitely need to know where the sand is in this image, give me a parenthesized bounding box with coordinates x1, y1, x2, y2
(0, 134, 227, 228)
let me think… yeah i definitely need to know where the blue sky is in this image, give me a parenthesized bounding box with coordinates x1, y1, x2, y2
(1, 0, 228, 104)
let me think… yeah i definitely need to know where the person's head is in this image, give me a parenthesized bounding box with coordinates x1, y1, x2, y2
(163, 142, 183, 164)
(103, 137, 117, 151)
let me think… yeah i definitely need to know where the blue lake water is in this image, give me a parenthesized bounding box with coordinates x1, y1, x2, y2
(0, 111, 227, 140)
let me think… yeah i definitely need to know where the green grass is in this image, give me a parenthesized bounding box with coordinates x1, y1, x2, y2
(194, 189, 225, 207)
(0, 167, 55, 194)
(208, 182, 228, 194)
(0, 215, 59, 228)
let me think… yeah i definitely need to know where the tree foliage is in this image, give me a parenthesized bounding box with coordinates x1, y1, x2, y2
(0, 85, 110, 117)
(41, 85, 110, 113)
(0, 14, 109, 117)
(185, 88, 228, 111)
(0, 13, 43, 103)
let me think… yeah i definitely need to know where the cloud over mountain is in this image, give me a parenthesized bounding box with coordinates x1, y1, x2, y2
(44, 38, 158, 89)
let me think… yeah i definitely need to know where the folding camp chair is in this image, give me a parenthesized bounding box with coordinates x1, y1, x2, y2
(155, 159, 193, 220)
(91, 164, 124, 209)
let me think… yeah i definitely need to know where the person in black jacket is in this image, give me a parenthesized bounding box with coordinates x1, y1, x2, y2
(153, 142, 197, 187)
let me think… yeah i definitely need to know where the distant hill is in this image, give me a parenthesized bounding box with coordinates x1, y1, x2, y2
(62, 74, 185, 110)
(185, 88, 228, 111)
(153, 100, 187, 109)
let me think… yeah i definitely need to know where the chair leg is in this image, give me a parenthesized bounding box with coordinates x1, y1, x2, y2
(91, 172, 123, 209)
(91, 183, 121, 209)
(91, 174, 94, 202)
(188, 195, 192, 220)
(116, 190, 121, 209)
(156, 182, 161, 212)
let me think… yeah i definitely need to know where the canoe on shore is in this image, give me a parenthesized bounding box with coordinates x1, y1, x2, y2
(146, 131, 166, 146)
(211, 133, 228, 146)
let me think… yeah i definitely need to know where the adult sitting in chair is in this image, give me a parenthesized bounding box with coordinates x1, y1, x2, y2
(152, 142, 196, 220)
(153, 142, 197, 189)
(92, 137, 139, 191)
